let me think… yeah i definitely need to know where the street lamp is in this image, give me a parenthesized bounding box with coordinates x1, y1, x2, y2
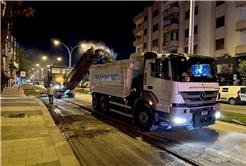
(42, 56, 62, 66)
(53, 40, 84, 68)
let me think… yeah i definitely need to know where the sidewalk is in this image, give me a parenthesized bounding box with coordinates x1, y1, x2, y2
(1, 85, 80, 166)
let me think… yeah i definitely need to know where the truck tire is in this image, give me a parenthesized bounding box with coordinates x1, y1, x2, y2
(92, 94, 99, 110)
(136, 104, 154, 131)
(229, 98, 237, 105)
(100, 96, 109, 112)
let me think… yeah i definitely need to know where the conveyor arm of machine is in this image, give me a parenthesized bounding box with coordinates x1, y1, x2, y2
(62, 46, 104, 90)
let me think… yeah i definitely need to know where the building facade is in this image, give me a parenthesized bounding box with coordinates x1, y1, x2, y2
(133, 1, 246, 58)
(2, 35, 20, 87)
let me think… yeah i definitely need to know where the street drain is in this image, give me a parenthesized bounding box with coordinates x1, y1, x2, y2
(8, 113, 28, 118)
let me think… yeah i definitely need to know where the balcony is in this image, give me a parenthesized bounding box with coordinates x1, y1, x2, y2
(163, 6, 179, 18)
(162, 40, 179, 50)
(235, 45, 246, 55)
(133, 23, 144, 34)
(133, 37, 143, 46)
(9, 60, 19, 70)
(236, 1, 246, 7)
(236, 19, 246, 31)
(163, 23, 179, 34)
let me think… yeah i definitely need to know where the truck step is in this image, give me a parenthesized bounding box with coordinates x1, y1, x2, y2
(109, 108, 133, 118)
(109, 101, 131, 109)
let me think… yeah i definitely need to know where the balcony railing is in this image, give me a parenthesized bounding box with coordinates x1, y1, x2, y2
(133, 37, 143, 46)
(236, 1, 246, 7)
(162, 40, 179, 50)
(163, 23, 179, 34)
(133, 23, 144, 34)
(236, 19, 246, 31)
(235, 45, 246, 55)
(163, 19, 179, 28)
(163, 6, 179, 18)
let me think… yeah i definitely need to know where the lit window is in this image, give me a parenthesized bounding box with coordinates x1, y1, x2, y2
(216, 38, 224, 50)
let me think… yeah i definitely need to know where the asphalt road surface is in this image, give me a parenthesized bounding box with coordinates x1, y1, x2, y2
(23, 84, 246, 166)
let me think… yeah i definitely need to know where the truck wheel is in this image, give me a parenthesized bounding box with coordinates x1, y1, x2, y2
(136, 104, 154, 131)
(229, 98, 237, 105)
(100, 96, 109, 112)
(92, 94, 99, 110)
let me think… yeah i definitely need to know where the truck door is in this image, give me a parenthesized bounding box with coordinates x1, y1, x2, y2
(144, 58, 172, 112)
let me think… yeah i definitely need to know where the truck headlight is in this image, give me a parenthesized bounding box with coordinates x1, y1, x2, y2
(174, 117, 188, 124)
(215, 111, 220, 119)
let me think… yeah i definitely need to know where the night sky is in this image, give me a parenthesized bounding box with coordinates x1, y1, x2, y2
(12, 1, 155, 71)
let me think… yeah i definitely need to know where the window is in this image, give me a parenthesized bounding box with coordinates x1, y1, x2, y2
(216, 38, 224, 50)
(153, 39, 158, 47)
(153, 24, 158, 32)
(144, 29, 147, 35)
(137, 23, 141, 27)
(185, 11, 189, 20)
(162, 59, 169, 79)
(184, 47, 188, 53)
(163, 32, 179, 44)
(137, 47, 141, 52)
(216, 16, 225, 28)
(195, 6, 198, 15)
(150, 58, 169, 79)
(143, 43, 147, 49)
(194, 44, 198, 54)
(216, 1, 225, 7)
(144, 15, 147, 22)
(153, 9, 159, 18)
(185, 29, 189, 38)
(222, 88, 228, 92)
(194, 25, 198, 35)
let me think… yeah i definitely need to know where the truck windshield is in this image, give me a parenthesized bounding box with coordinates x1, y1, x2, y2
(170, 55, 217, 82)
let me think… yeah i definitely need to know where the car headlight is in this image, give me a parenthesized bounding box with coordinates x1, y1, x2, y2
(174, 117, 188, 124)
(55, 85, 59, 89)
(215, 111, 220, 119)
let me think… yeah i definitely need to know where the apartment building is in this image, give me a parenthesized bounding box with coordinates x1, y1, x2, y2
(133, 1, 246, 58)
(2, 35, 20, 87)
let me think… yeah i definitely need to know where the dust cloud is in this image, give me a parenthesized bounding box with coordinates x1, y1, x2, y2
(78, 40, 118, 61)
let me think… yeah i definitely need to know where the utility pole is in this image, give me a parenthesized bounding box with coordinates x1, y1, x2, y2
(188, 0, 195, 54)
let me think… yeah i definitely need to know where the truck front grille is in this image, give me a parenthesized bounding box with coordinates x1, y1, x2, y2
(179, 91, 218, 106)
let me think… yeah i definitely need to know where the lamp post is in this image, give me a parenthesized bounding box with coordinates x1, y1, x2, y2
(53, 40, 84, 68)
(42, 56, 62, 66)
(38, 65, 50, 78)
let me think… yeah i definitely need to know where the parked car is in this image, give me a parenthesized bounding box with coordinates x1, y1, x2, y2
(33, 80, 40, 85)
(219, 86, 246, 105)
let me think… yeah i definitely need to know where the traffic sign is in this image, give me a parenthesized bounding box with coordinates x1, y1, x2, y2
(20, 71, 26, 77)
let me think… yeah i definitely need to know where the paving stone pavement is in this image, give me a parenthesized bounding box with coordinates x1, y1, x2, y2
(1, 85, 80, 166)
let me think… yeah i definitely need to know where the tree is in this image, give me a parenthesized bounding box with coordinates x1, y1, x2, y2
(16, 47, 32, 78)
(216, 54, 238, 80)
(1, 1, 34, 93)
(237, 59, 246, 80)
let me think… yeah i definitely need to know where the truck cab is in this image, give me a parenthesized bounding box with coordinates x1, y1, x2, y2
(143, 53, 220, 130)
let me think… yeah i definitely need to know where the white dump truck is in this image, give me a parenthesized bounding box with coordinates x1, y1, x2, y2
(89, 51, 220, 131)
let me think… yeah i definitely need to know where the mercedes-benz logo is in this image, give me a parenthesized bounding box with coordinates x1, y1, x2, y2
(200, 91, 206, 100)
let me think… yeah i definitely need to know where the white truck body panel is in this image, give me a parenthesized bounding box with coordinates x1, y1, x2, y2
(90, 56, 144, 98)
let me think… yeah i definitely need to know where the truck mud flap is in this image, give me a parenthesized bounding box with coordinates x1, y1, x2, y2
(193, 110, 216, 128)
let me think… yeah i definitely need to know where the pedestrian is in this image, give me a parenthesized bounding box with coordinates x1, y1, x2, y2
(46, 83, 55, 104)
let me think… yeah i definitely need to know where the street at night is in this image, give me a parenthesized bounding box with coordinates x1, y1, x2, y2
(19, 84, 246, 166)
(1, 1, 246, 166)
